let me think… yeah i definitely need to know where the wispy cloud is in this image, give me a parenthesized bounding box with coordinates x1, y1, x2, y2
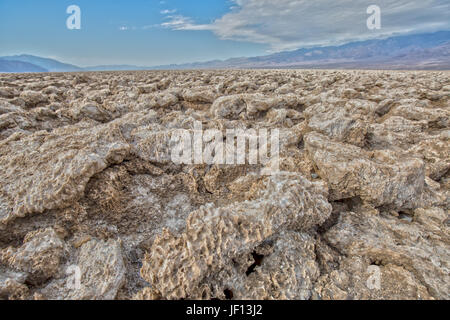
(120, 7, 202, 32)
(159, 0, 450, 51)
(160, 15, 213, 31)
(160, 9, 177, 15)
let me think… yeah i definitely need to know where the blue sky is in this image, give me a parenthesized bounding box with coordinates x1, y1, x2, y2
(0, 0, 449, 67)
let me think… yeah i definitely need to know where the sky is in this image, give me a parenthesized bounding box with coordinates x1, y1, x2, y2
(0, 0, 449, 67)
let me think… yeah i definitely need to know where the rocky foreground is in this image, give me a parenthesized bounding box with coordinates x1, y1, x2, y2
(0, 70, 448, 300)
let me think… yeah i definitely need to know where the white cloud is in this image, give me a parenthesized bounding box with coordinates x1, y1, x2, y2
(161, 0, 450, 51)
(160, 15, 213, 31)
(160, 9, 177, 15)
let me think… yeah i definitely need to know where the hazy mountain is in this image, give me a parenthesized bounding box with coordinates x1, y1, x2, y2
(84, 65, 153, 71)
(1, 31, 449, 73)
(151, 31, 450, 70)
(0, 60, 48, 73)
(0, 54, 82, 72)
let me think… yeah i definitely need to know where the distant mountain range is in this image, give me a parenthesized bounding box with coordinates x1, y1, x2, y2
(153, 31, 450, 70)
(1, 31, 449, 73)
(0, 59, 48, 73)
(0, 54, 82, 72)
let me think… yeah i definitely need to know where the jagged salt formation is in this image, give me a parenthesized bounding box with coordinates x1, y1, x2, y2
(0, 70, 448, 300)
(140, 174, 331, 299)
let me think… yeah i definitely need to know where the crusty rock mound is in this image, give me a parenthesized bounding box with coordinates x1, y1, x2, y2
(0, 70, 448, 300)
(140, 174, 331, 299)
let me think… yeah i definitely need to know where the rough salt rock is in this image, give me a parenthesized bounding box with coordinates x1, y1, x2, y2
(312, 256, 433, 300)
(140, 173, 331, 299)
(407, 137, 450, 181)
(368, 116, 428, 150)
(305, 132, 425, 209)
(304, 102, 368, 147)
(211, 95, 246, 119)
(19, 90, 48, 109)
(77, 103, 112, 123)
(210, 92, 306, 121)
(225, 231, 320, 300)
(72, 239, 126, 299)
(0, 228, 65, 282)
(0, 269, 29, 300)
(390, 105, 450, 129)
(150, 92, 179, 109)
(320, 208, 449, 299)
(182, 88, 216, 104)
(137, 84, 158, 94)
(0, 87, 18, 99)
(39, 239, 126, 300)
(0, 121, 130, 225)
(375, 98, 395, 116)
(0, 70, 448, 300)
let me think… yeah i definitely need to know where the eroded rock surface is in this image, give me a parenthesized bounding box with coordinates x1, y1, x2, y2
(0, 70, 448, 300)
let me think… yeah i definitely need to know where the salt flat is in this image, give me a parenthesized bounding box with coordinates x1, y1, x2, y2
(0, 69, 448, 300)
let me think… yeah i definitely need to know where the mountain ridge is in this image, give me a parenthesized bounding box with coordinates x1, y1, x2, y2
(0, 59, 48, 73)
(0, 54, 82, 72)
(1, 31, 449, 72)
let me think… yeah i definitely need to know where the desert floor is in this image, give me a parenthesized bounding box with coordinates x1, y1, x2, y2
(0, 70, 448, 300)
